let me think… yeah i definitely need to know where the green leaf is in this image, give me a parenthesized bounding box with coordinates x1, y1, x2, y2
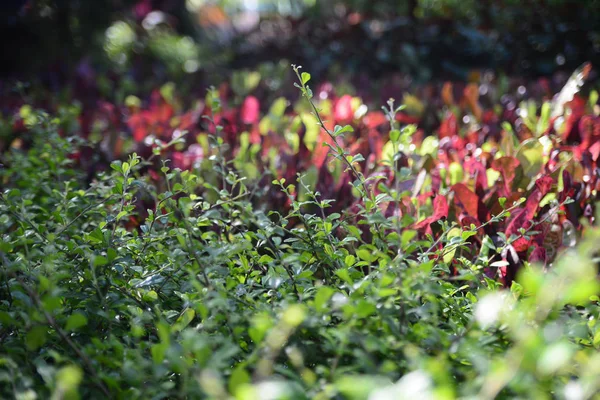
(500, 123, 519, 157)
(419, 136, 439, 156)
(355, 300, 376, 318)
(143, 290, 158, 302)
(443, 227, 462, 263)
(172, 308, 195, 333)
(258, 254, 274, 264)
(93, 255, 108, 267)
(461, 230, 477, 241)
(344, 255, 356, 266)
(229, 365, 251, 395)
(86, 228, 105, 244)
(333, 125, 354, 137)
(314, 286, 334, 312)
(336, 375, 392, 400)
(356, 248, 375, 262)
(590, 90, 598, 109)
(55, 365, 83, 395)
(282, 305, 306, 327)
(564, 280, 600, 305)
(301, 72, 311, 85)
(125, 95, 141, 108)
(107, 247, 118, 262)
(0, 239, 11, 254)
(449, 162, 463, 185)
(593, 331, 600, 348)
(269, 97, 288, 118)
(110, 161, 123, 172)
(401, 230, 417, 248)
(151, 343, 168, 365)
(335, 268, 354, 285)
(301, 113, 320, 151)
(537, 342, 574, 375)
(537, 102, 551, 136)
(42, 295, 62, 312)
(516, 138, 544, 178)
(25, 326, 47, 350)
(160, 82, 175, 104)
(65, 313, 88, 331)
(245, 72, 261, 92)
(352, 153, 365, 163)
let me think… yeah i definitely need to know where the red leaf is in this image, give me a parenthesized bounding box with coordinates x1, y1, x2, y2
(363, 111, 387, 128)
(560, 169, 573, 202)
(589, 141, 600, 162)
(504, 208, 533, 252)
(249, 126, 261, 145)
(500, 244, 522, 286)
(452, 183, 479, 219)
(460, 215, 480, 229)
(127, 113, 148, 142)
(441, 82, 454, 106)
(438, 112, 457, 138)
(521, 176, 554, 221)
(534, 176, 554, 198)
(464, 158, 488, 190)
(431, 170, 442, 194)
(154, 102, 174, 125)
(563, 95, 587, 143)
(542, 222, 563, 262)
(316, 163, 336, 203)
(133, 0, 152, 19)
(528, 246, 547, 266)
(368, 129, 384, 159)
(432, 195, 449, 220)
(492, 156, 520, 197)
(504, 179, 552, 253)
(395, 112, 420, 124)
(463, 83, 482, 121)
(334, 95, 354, 123)
(579, 115, 596, 149)
(414, 195, 449, 230)
(178, 108, 201, 131)
(311, 132, 330, 169)
(240, 96, 260, 124)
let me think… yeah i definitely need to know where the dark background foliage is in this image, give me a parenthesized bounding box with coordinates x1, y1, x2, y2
(2, 0, 600, 82)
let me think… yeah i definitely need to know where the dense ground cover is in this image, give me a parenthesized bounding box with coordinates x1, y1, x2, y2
(2, 63, 600, 399)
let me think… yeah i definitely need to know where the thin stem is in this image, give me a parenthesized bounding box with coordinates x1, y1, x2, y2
(56, 195, 115, 236)
(17, 276, 111, 397)
(292, 66, 373, 204)
(110, 180, 128, 244)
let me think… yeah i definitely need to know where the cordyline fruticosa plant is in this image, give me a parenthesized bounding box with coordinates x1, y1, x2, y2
(1, 65, 600, 399)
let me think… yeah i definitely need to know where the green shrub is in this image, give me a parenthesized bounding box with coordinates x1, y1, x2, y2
(1, 94, 600, 400)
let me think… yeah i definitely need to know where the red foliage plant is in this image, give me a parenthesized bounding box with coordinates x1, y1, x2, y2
(4, 64, 599, 286)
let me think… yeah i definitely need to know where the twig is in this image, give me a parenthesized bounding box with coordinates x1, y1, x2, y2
(56, 195, 115, 236)
(292, 66, 373, 202)
(17, 276, 111, 397)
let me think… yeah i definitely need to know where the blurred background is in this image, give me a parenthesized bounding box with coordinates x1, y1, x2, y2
(2, 0, 599, 86)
